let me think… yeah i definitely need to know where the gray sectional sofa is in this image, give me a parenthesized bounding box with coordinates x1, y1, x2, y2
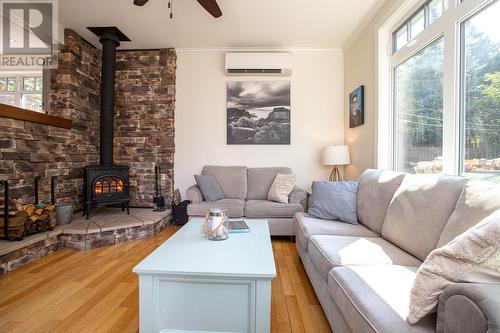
(186, 166, 307, 235)
(296, 169, 500, 333)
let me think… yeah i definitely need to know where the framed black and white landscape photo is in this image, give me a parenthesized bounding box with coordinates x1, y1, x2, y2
(349, 85, 364, 128)
(227, 81, 291, 145)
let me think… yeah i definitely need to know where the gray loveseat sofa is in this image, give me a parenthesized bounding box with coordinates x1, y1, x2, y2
(186, 166, 307, 235)
(296, 169, 500, 333)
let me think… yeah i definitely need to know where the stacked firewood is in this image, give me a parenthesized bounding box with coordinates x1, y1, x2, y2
(0, 200, 56, 238)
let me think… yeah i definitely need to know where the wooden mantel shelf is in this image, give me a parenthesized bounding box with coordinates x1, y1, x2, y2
(0, 103, 72, 129)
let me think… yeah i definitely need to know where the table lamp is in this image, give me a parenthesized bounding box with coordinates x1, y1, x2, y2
(322, 145, 351, 181)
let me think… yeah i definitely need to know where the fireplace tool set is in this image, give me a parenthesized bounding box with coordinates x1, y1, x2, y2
(153, 166, 166, 212)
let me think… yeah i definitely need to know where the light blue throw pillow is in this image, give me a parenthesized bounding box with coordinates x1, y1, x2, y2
(308, 181, 359, 224)
(194, 174, 224, 202)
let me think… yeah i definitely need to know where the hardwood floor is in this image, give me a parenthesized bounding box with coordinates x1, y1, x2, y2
(0, 226, 331, 333)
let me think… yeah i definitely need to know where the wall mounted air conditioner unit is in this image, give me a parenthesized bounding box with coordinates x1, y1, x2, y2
(225, 52, 293, 76)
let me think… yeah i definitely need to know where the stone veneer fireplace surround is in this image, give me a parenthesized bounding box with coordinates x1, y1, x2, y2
(0, 28, 176, 211)
(0, 27, 176, 273)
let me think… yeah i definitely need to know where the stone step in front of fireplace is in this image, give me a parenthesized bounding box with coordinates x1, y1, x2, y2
(61, 207, 172, 250)
(0, 228, 63, 275)
(0, 208, 171, 275)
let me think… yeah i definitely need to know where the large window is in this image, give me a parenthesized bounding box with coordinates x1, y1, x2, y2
(0, 74, 44, 112)
(393, 0, 444, 52)
(461, 1, 500, 179)
(394, 38, 444, 173)
(382, 0, 499, 179)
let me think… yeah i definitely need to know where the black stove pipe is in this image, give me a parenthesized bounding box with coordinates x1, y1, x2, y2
(98, 30, 120, 166)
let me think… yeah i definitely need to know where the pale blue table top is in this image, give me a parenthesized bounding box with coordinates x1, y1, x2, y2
(133, 219, 276, 278)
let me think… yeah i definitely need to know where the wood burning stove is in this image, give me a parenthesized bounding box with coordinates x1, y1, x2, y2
(84, 166, 129, 219)
(83, 27, 131, 219)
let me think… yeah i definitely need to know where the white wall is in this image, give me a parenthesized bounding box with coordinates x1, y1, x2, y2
(343, 0, 408, 179)
(344, 28, 377, 179)
(175, 51, 344, 197)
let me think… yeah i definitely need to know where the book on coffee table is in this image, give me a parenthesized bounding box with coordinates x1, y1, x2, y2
(227, 220, 250, 233)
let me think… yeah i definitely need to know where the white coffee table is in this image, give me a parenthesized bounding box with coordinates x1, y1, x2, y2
(133, 218, 276, 333)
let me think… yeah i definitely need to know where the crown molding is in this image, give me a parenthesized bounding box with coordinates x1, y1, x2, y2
(176, 47, 343, 55)
(342, 0, 390, 52)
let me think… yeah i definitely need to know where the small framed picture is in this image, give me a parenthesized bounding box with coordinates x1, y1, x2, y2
(349, 86, 364, 128)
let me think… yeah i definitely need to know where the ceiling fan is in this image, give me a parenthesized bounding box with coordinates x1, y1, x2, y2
(133, 0, 222, 18)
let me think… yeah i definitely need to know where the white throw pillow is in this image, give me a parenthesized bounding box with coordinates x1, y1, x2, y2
(408, 209, 500, 324)
(267, 173, 295, 204)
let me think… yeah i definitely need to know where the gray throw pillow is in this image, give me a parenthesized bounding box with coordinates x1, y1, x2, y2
(308, 181, 359, 224)
(194, 174, 224, 202)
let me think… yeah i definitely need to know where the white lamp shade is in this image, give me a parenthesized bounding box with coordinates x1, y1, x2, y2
(322, 145, 351, 166)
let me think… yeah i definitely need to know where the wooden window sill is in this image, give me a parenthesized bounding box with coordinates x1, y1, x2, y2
(0, 104, 72, 129)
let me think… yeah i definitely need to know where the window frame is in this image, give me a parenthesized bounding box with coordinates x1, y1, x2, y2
(458, 1, 500, 176)
(392, 0, 445, 53)
(378, 0, 498, 176)
(392, 35, 445, 173)
(0, 72, 45, 112)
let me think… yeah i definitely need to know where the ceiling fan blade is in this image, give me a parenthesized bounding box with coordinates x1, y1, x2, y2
(196, 0, 222, 18)
(134, 0, 150, 6)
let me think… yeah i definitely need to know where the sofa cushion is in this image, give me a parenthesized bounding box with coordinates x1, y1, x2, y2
(382, 174, 466, 261)
(328, 265, 435, 333)
(245, 200, 303, 218)
(308, 235, 422, 280)
(247, 167, 292, 200)
(408, 210, 500, 324)
(294, 212, 377, 254)
(187, 199, 245, 218)
(308, 181, 359, 225)
(357, 169, 406, 234)
(201, 166, 247, 200)
(194, 174, 224, 202)
(438, 180, 500, 247)
(267, 173, 296, 204)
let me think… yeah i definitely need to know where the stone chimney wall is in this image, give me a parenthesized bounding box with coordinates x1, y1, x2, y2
(0, 29, 101, 208)
(114, 49, 176, 207)
(0, 29, 176, 209)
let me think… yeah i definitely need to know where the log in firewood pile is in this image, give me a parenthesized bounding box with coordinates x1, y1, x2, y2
(0, 200, 56, 238)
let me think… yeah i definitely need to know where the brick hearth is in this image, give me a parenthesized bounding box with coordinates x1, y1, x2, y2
(0, 208, 171, 275)
(60, 207, 172, 250)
